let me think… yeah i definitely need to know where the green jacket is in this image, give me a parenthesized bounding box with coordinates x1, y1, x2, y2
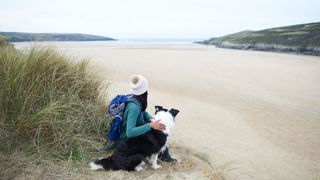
(119, 101, 152, 140)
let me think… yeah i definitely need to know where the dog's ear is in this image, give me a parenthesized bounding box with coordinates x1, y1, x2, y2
(155, 106, 163, 113)
(169, 109, 180, 117)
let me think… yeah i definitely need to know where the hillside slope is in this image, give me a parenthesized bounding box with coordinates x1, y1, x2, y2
(0, 32, 116, 42)
(200, 22, 320, 56)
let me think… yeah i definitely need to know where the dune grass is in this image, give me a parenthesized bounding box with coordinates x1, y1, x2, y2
(0, 41, 110, 161)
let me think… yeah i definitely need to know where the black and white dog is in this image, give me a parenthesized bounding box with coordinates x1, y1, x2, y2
(89, 106, 179, 171)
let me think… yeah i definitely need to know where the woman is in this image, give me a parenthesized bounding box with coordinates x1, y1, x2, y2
(99, 74, 176, 163)
(119, 74, 161, 139)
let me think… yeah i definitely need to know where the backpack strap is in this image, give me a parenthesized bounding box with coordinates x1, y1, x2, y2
(126, 97, 142, 113)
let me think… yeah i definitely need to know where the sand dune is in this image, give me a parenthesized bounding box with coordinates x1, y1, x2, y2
(15, 42, 320, 179)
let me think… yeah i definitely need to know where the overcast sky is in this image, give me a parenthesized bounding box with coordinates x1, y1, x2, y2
(0, 0, 319, 39)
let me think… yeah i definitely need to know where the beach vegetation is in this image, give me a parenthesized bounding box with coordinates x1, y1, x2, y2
(0, 41, 110, 161)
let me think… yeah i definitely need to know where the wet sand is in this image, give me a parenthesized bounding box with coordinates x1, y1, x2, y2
(15, 42, 320, 179)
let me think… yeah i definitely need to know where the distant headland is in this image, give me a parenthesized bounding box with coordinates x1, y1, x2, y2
(198, 22, 320, 56)
(0, 32, 116, 42)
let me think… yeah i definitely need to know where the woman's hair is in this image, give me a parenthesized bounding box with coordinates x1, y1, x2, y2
(133, 91, 148, 112)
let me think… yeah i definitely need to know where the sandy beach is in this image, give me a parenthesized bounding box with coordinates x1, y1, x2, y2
(15, 42, 320, 179)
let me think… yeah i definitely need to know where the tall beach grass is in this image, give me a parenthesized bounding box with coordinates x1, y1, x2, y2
(0, 40, 109, 160)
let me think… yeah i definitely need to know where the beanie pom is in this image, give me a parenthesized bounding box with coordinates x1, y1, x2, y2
(129, 74, 148, 95)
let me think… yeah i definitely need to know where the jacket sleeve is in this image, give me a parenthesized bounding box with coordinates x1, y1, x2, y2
(125, 103, 151, 138)
(143, 111, 152, 122)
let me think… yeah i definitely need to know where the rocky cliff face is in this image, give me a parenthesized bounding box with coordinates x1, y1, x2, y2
(213, 41, 320, 56)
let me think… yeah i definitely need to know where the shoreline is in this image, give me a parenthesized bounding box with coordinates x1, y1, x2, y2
(14, 40, 320, 57)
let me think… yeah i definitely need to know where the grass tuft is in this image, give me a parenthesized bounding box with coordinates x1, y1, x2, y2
(0, 43, 109, 160)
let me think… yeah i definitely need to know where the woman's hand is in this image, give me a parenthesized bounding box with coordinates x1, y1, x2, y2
(150, 120, 166, 131)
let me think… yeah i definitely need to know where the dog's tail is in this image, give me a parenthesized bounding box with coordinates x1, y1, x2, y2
(89, 157, 115, 171)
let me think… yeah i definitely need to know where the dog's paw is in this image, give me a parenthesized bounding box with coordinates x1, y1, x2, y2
(135, 166, 144, 172)
(89, 162, 103, 170)
(140, 161, 146, 166)
(152, 164, 162, 170)
(134, 161, 145, 172)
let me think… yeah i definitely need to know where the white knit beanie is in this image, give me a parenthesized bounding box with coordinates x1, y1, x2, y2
(129, 74, 148, 95)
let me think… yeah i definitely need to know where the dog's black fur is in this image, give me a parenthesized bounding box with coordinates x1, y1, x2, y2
(91, 106, 179, 171)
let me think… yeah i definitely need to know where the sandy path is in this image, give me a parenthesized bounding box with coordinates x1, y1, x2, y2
(15, 42, 320, 179)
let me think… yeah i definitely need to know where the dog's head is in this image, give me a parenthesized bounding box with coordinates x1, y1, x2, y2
(153, 105, 180, 135)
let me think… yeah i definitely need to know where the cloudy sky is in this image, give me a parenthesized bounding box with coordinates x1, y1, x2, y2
(0, 0, 319, 39)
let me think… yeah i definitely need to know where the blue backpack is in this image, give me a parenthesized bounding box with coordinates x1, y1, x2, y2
(106, 94, 140, 140)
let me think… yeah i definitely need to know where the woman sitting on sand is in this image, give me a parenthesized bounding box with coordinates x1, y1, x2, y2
(98, 74, 177, 163)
